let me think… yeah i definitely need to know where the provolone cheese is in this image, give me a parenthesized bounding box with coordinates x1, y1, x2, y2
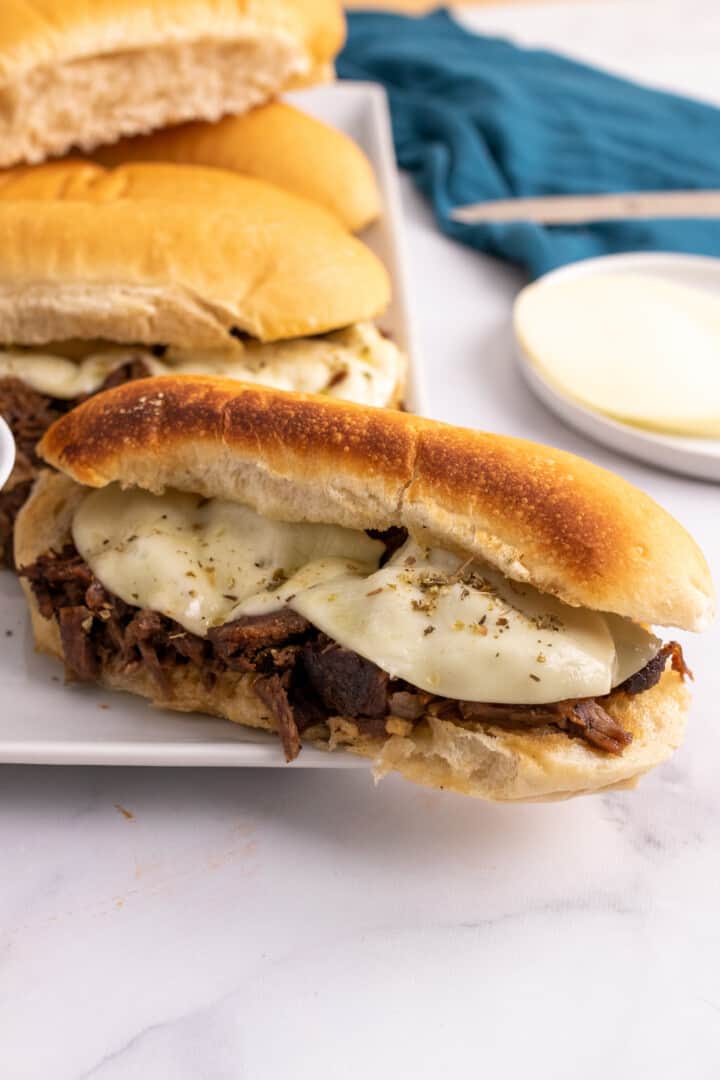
(285, 543, 659, 704)
(0, 323, 403, 408)
(72, 487, 383, 638)
(73, 487, 660, 706)
(515, 272, 720, 437)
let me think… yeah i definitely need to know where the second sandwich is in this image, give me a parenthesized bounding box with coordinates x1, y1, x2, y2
(0, 164, 405, 564)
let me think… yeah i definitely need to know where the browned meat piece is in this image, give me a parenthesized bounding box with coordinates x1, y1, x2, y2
(619, 641, 691, 694)
(0, 377, 61, 465)
(170, 630, 208, 668)
(460, 697, 632, 756)
(292, 685, 329, 734)
(388, 690, 432, 720)
(21, 545, 95, 616)
(124, 609, 173, 694)
(208, 610, 311, 670)
(90, 358, 152, 396)
(58, 605, 99, 681)
(301, 639, 388, 717)
(561, 699, 633, 755)
(255, 674, 301, 762)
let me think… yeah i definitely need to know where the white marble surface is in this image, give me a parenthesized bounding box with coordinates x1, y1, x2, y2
(3, 5, 720, 1077)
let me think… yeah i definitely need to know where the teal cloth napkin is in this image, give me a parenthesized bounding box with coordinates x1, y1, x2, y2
(338, 11, 720, 277)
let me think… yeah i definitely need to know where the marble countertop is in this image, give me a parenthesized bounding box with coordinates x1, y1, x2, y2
(3, 5, 720, 1077)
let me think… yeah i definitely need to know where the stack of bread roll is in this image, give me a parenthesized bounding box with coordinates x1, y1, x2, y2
(0, 1, 713, 801)
(0, 0, 405, 565)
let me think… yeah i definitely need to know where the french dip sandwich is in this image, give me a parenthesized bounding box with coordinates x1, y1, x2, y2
(16, 376, 714, 801)
(93, 101, 381, 232)
(0, 164, 404, 564)
(0, 0, 344, 166)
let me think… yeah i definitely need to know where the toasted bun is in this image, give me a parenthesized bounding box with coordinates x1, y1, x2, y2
(0, 186, 389, 346)
(0, 0, 344, 166)
(92, 103, 381, 232)
(39, 376, 714, 631)
(15, 470, 690, 802)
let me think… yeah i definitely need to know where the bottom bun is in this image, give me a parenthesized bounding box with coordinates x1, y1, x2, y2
(16, 471, 689, 802)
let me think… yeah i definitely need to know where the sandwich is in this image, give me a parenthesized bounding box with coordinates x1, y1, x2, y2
(0, 0, 344, 167)
(92, 101, 381, 232)
(16, 376, 714, 801)
(0, 165, 404, 565)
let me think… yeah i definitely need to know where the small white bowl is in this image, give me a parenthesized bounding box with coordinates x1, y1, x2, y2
(0, 416, 16, 490)
(514, 252, 720, 483)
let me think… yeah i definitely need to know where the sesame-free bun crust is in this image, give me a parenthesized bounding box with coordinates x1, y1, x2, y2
(0, 155, 376, 229)
(0, 179, 389, 346)
(92, 103, 381, 232)
(39, 376, 715, 632)
(0, 0, 344, 166)
(15, 470, 691, 802)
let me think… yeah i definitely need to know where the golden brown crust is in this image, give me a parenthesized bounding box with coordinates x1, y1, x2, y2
(38, 376, 715, 631)
(0, 188, 389, 345)
(91, 103, 381, 232)
(15, 471, 691, 802)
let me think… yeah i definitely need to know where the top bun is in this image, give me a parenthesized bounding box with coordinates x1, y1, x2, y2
(0, 0, 345, 166)
(0, 168, 389, 346)
(92, 103, 381, 232)
(39, 375, 715, 633)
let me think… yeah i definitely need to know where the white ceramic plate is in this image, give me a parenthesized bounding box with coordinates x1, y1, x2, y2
(514, 253, 720, 482)
(0, 82, 416, 767)
(0, 417, 14, 490)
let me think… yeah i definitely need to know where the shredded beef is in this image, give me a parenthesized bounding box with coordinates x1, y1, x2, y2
(618, 641, 691, 694)
(0, 377, 62, 465)
(301, 638, 388, 718)
(388, 690, 432, 720)
(563, 699, 633, 754)
(19, 545, 688, 763)
(459, 697, 633, 755)
(124, 609, 175, 695)
(255, 674, 301, 762)
(208, 611, 311, 672)
(21, 545, 95, 617)
(90, 358, 152, 396)
(58, 606, 100, 682)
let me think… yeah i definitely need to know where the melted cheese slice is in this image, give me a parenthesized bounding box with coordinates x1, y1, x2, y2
(0, 324, 403, 408)
(73, 488, 660, 706)
(283, 545, 659, 703)
(72, 487, 383, 638)
(515, 272, 720, 437)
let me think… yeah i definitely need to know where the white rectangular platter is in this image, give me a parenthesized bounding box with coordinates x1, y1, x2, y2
(0, 82, 418, 767)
